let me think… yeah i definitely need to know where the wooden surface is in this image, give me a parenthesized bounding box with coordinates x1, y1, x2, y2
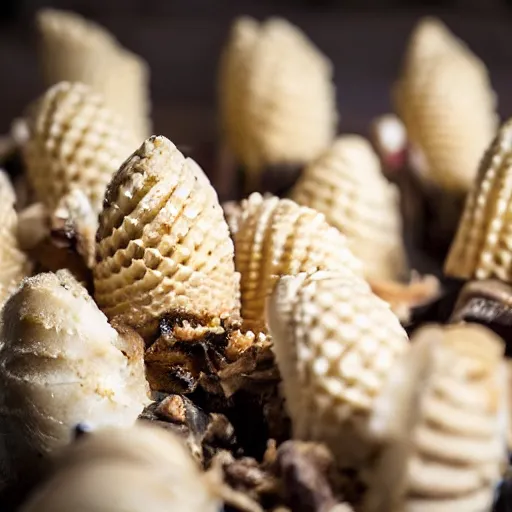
(1, 5, 512, 196)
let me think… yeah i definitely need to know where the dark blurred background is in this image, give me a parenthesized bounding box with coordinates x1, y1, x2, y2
(1, 0, 512, 165)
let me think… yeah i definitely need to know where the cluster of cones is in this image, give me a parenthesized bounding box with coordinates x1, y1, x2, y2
(0, 8, 511, 512)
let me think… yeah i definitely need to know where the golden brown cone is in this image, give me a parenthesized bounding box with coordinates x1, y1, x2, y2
(37, 8, 151, 141)
(20, 424, 221, 512)
(233, 193, 363, 331)
(365, 323, 507, 512)
(291, 135, 407, 280)
(94, 136, 240, 340)
(0, 270, 149, 484)
(23, 81, 138, 213)
(0, 170, 32, 307)
(218, 17, 337, 190)
(394, 17, 497, 193)
(267, 271, 409, 467)
(445, 118, 512, 281)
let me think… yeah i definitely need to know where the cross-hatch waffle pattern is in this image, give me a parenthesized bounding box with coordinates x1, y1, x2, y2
(445, 118, 512, 281)
(366, 324, 506, 512)
(268, 271, 408, 467)
(0, 270, 148, 482)
(394, 17, 497, 193)
(291, 135, 407, 280)
(234, 193, 363, 332)
(23, 81, 138, 213)
(218, 17, 336, 182)
(94, 136, 240, 339)
(20, 425, 222, 512)
(0, 171, 32, 306)
(37, 8, 151, 142)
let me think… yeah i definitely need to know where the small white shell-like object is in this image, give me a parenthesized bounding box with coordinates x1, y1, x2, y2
(291, 135, 407, 280)
(365, 323, 507, 512)
(0, 171, 31, 306)
(0, 270, 149, 480)
(234, 193, 363, 331)
(37, 8, 151, 141)
(219, 17, 336, 185)
(23, 81, 137, 213)
(267, 271, 409, 467)
(394, 17, 497, 193)
(445, 118, 512, 281)
(20, 424, 221, 512)
(94, 136, 240, 339)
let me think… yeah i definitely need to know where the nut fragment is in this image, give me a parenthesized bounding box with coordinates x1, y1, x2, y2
(365, 323, 507, 512)
(291, 135, 407, 280)
(445, 118, 512, 281)
(94, 136, 240, 339)
(267, 271, 409, 467)
(218, 17, 336, 190)
(23, 81, 137, 213)
(368, 272, 440, 325)
(37, 8, 151, 141)
(0, 170, 32, 307)
(0, 270, 149, 482)
(394, 17, 497, 193)
(20, 424, 221, 512)
(234, 193, 363, 331)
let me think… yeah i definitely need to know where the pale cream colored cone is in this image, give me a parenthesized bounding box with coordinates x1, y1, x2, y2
(218, 17, 259, 177)
(394, 17, 497, 193)
(20, 424, 221, 512)
(0, 270, 149, 483)
(218, 17, 337, 188)
(37, 8, 151, 141)
(399, 17, 466, 73)
(267, 270, 409, 468)
(94, 136, 240, 339)
(233, 193, 363, 331)
(445, 118, 512, 281)
(365, 323, 507, 512)
(23, 81, 138, 213)
(0, 171, 32, 307)
(291, 135, 407, 280)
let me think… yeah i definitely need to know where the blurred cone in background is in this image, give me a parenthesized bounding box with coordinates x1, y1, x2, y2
(218, 16, 337, 195)
(37, 8, 151, 143)
(393, 17, 498, 258)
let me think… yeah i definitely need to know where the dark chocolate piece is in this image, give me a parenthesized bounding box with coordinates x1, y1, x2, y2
(450, 279, 512, 354)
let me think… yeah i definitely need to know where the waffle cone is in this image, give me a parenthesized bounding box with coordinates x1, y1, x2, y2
(445, 118, 512, 281)
(291, 135, 407, 280)
(365, 323, 507, 512)
(94, 136, 240, 339)
(218, 17, 259, 176)
(394, 17, 497, 193)
(37, 8, 151, 141)
(233, 193, 363, 331)
(267, 270, 408, 467)
(23, 82, 138, 213)
(218, 17, 336, 184)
